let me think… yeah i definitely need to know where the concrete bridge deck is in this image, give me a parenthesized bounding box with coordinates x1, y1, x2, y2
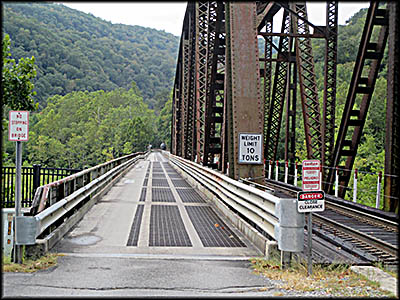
(53, 151, 263, 259)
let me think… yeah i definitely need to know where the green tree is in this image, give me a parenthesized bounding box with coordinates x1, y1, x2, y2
(2, 34, 37, 110)
(2, 33, 38, 169)
(26, 85, 156, 168)
(156, 96, 172, 149)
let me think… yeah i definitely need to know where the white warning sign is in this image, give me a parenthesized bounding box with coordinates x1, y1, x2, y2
(238, 133, 262, 164)
(302, 160, 321, 191)
(9, 111, 29, 141)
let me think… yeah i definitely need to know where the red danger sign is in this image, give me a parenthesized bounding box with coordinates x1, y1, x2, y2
(298, 192, 324, 200)
(302, 160, 321, 191)
(297, 191, 325, 213)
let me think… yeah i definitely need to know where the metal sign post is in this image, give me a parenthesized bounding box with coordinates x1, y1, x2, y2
(299, 159, 324, 276)
(9, 111, 29, 264)
(298, 190, 325, 276)
(307, 212, 312, 276)
(14, 141, 23, 264)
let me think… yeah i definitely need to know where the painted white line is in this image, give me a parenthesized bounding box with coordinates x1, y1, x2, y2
(59, 252, 258, 261)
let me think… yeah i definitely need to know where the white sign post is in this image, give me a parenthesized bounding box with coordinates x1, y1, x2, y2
(9, 111, 29, 264)
(238, 133, 262, 164)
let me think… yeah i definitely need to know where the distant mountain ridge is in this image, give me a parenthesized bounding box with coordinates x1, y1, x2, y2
(2, 2, 180, 108)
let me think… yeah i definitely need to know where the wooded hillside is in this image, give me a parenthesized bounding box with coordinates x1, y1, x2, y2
(2, 2, 179, 109)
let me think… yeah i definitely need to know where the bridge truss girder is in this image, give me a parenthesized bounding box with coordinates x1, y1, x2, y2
(171, 1, 399, 212)
(326, 2, 390, 198)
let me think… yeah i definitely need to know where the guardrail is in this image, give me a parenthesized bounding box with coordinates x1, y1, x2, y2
(30, 152, 147, 215)
(167, 153, 304, 253)
(2, 165, 82, 208)
(15, 152, 148, 257)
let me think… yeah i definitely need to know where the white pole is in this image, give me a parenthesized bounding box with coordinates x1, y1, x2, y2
(275, 160, 279, 181)
(376, 171, 382, 209)
(353, 168, 358, 203)
(294, 162, 298, 187)
(284, 160, 288, 183)
(268, 160, 272, 179)
(335, 167, 339, 197)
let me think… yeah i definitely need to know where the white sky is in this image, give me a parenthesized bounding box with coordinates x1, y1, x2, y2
(61, 2, 370, 37)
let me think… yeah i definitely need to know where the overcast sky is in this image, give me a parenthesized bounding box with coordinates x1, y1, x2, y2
(62, 2, 369, 37)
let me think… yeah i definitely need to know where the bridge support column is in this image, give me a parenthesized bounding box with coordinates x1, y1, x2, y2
(224, 2, 264, 184)
(384, 2, 399, 213)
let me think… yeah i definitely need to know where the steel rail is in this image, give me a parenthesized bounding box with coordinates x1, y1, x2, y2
(323, 201, 398, 231)
(264, 178, 398, 229)
(312, 212, 398, 258)
(29, 152, 147, 240)
(258, 178, 398, 262)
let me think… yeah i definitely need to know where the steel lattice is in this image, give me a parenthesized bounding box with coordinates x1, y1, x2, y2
(264, 10, 290, 161)
(322, 1, 338, 174)
(291, 3, 323, 161)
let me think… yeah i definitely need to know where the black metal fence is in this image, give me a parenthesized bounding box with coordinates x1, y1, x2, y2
(1, 165, 82, 208)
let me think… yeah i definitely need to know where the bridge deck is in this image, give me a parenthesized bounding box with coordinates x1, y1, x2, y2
(54, 152, 262, 258)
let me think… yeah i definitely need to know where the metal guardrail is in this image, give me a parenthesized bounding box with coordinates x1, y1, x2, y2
(167, 153, 305, 252)
(1, 165, 81, 208)
(15, 152, 148, 245)
(30, 152, 146, 215)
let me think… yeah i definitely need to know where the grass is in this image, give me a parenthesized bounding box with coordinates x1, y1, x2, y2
(2, 253, 62, 273)
(250, 254, 396, 297)
(374, 262, 398, 279)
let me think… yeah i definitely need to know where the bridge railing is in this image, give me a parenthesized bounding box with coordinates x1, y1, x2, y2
(1, 165, 81, 208)
(15, 151, 148, 256)
(30, 152, 145, 215)
(167, 153, 305, 253)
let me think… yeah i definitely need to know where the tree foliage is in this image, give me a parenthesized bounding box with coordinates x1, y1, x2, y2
(4, 85, 157, 169)
(2, 2, 179, 108)
(2, 34, 38, 110)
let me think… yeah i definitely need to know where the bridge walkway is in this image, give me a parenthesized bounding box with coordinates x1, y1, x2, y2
(53, 151, 262, 258)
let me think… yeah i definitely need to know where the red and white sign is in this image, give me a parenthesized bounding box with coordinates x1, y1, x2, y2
(9, 111, 29, 141)
(297, 191, 325, 213)
(302, 159, 320, 191)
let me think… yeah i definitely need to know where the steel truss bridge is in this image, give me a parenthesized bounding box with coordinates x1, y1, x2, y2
(170, 1, 399, 213)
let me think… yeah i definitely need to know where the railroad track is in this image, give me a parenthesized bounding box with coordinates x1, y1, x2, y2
(241, 178, 398, 266)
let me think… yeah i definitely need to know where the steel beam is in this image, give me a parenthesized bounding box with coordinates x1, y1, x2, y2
(222, 2, 233, 176)
(327, 2, 389, 198)
(194, 2, 209, 164)
(181, 6, 196, 160)
(322, 1, 338, 189)
(204, 2, 225, 169)
(384, 2, 399, 213)
(261, 19, 273, 162)
(285, 32, 297, 182)
(264, 10, 291, 162)
(224, 2, 264, 183)
(291, 2, 323, 161)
